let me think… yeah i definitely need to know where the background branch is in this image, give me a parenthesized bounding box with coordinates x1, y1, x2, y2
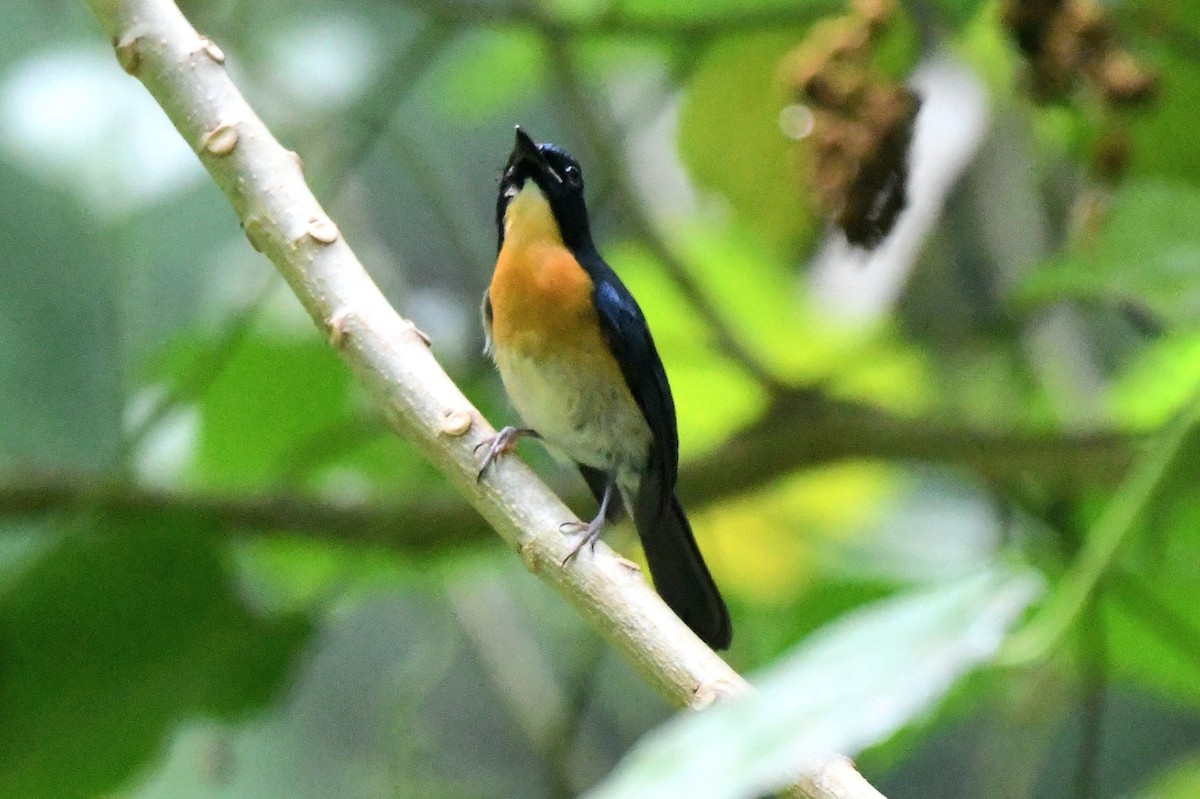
(0, 398, 1132, 555)
(79, 1, 882, 796)
(400, 0, 841, 40)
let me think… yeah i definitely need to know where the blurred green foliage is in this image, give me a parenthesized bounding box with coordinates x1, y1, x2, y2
(1, 0, 1200, 797)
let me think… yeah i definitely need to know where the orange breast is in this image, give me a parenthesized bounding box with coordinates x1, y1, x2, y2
(489, 185, 603, 359)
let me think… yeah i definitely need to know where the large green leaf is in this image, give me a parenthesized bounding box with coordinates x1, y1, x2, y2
(1105, 569, 1200, 708)
(678, 31, 817, 249)
(1103, 415, 1200, 707)
(1127, 30, 1200, 187)
(584, 567, 1042, 799)
(151, 334, 358, 487)
(0, 513, 310, 799)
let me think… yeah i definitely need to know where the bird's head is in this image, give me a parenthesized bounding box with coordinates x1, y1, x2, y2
(496, 126, 592, 252)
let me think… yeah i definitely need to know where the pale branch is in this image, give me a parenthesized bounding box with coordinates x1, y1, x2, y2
(80, 1, 882, 797)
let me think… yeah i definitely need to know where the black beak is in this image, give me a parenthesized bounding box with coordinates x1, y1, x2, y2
(511, 126, 562, 184)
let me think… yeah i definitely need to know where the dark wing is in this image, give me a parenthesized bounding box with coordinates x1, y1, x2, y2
(581, 250, 679, 509)
(583, 252, 732, 649)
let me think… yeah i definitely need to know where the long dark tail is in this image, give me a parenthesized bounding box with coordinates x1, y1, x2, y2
(579, 466, 731, 649)
(636, 491, 732, 650)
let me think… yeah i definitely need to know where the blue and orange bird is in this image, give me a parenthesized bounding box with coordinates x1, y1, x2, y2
(479, 127, 732, 650)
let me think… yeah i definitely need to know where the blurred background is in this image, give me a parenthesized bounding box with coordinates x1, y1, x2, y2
(2, 0, 1200, 797)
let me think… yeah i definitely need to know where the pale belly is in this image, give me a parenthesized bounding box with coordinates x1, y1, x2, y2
(494, 345, 651, 478)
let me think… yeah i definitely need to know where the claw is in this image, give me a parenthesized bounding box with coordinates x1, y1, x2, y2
(561, 518, 605, 566)
(560, 480, 615, 566)
(475, 426, 538, 481)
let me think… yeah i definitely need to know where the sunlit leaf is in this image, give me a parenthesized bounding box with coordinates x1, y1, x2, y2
(950, 2, 1020, 96)
(696, 464, 895, 603)
(605, 241, 766, 458)
(1112, 331, 1200, 428)
(585, 567, 1042, 799)
(670, 224, 934, 410)
(679, 31, 817, 248)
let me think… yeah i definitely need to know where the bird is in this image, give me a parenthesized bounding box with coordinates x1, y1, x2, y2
(477, 126, 731, 650)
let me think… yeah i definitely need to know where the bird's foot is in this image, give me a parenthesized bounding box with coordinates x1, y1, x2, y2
(560, 480, 616, 566)
(475, 426, 538, 481)
(560, 513, 606, 566)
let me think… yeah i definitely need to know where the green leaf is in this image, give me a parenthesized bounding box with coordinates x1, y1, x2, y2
(1127, 47, 1200, 187)
(1136, 754, 1200, 799)
(0, 513, 310, 799)
(676, 224, 933, 412)
(678, 31, 818, 249)
(923, 0, 991, 30)
(585, 567, 1042, 799)
(617, 0, 840, 25)
(153, 334, 358, 488)
(1101, 425, 1200, 706)
(430, 28, 546, 121)
(604, 241, 766, 457)
(1106, 569, 1200, 708)
(0, 161, 122, 470)
(1016, 181, 1200, 324)
(1112, 332, 1200, 428)
(1003, 391, 1200, 665)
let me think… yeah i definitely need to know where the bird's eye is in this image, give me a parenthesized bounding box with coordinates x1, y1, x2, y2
(564, 164, 582, 187)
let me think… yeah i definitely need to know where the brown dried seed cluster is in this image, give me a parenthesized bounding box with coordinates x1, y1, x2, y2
(778, 0, 920, 249)
(1002, 0, 1158, 105)
(1002, 0, 1159, 181)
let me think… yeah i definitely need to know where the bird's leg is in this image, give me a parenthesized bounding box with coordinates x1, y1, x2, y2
(475, 426, 539, 481)
(561, 480, 614, 565)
